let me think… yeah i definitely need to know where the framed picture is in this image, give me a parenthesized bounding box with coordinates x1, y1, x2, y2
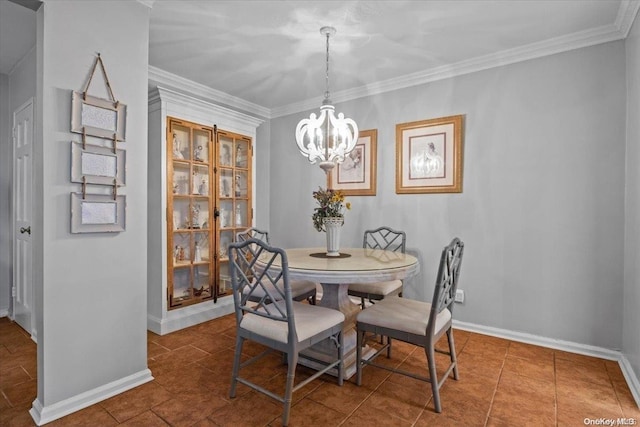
(396, 115, 464, 194)
(71, 193, 126, 233)
(328, 129, 377, 196)
(71, 142, 126, 186)
(71, 91, 127, 141)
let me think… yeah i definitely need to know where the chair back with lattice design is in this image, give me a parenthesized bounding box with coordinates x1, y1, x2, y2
(363, 226, 406, 253)
(428, 238, 464, 335)
(236, 227, 269, 245)
(228, 238, 297, 341)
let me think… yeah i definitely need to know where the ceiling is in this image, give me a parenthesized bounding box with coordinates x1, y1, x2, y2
(2, 1, 639, 117)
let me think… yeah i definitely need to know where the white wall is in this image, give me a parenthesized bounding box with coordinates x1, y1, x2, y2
(0, 73, 9, 316)
(269, 41, 626, 350)
(624, 10, 640, 389)
(32, 1, 151, 422)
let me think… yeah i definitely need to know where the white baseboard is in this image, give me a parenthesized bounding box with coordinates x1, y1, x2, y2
(29, 368, 153, 426)
(147, 296, 234, 335)
(0, 309, 9, 318)
(619, 355, 640, 407)
(453, 319, 640, 407)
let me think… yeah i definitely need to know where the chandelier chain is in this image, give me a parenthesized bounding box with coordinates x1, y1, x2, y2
(325, 30, 330, 100)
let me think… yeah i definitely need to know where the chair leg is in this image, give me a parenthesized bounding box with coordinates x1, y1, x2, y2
(386, 336, 392, 358)
(337, 330, 344, 386)
(447, 328, 459, 380)
(282, 351, 298, 427)
(229, 335, 244, 398)
(360, 297, 366, 310)
(356, 329, 363, 386)
(426, 345, 442, 413)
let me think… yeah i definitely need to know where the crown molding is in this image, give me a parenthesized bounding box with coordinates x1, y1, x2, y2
(149, 86, 264, 130)
(271, 19, 632, 118)
(617, 0, 640, 38)
(148, 65, 271, 119)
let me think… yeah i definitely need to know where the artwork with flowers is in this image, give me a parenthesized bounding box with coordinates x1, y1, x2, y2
(312, 187, 351, 232)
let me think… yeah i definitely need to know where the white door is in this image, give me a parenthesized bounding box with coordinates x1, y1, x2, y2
(12, 98, 34, 339)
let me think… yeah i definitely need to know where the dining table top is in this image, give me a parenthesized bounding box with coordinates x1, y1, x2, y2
(268, 247, 420, 284)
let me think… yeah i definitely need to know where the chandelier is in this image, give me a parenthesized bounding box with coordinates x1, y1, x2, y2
(295, 26, 358, 174)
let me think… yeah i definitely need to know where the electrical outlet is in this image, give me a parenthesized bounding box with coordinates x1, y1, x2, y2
(455, 289, 464, 303)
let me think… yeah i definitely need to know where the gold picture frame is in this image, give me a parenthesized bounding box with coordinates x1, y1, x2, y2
(396, 115, 464, 194)
(328, 129, 377, 196)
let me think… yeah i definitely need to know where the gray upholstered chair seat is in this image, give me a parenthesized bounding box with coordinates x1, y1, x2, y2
(347, 279, 402, 299)
(356, 296, 451, 339)
(242, 300, 344, 344)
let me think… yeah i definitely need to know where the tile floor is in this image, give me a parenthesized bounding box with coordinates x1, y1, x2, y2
(1, 314, 639, 426)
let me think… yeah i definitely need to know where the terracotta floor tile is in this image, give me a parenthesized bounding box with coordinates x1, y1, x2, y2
(308, 378, 373, 415)
(2, 378, 36, 406)
(350, 360, 392, 390)
(363, 379, 429, 422)
(557, 396, 624, 426)
(423, 394, 490, 426)
(147, 330, 199, 350)
(100, 381, 173, 423)
(497, 369, 555, 397)
(554, 349, 608, 368)
(189, 331, 236, 354)
(0, 366, 31, 388)
(490, 387, 555, 426)
(256, 369, 324, 405)
(285, 397, 348, 426)
(415, 410, 474, 427)
(150, 394, 219, 427)
(456, 350, 504, 382)
(556, 356, 611, 388)
(343, 404, 413, 426)
(47, 404, 119, 426)
(148, 345, 211, 376)
(502, 354, 554, 382)
(440, 371, 497, 405)
(0, 403, 37, 427)
(557, 374, 619, 410)
(507, 341, 554, 362)
(118, 410, 170, 426)
(208, 391, 284, 427)
(147, 341, 171, 359)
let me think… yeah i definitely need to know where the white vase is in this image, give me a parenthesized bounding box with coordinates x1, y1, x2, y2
(323, 217, 343, 257)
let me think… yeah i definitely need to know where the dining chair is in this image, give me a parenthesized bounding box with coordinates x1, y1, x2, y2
(228, 238, 345, 426)
(355, 237, 464, 413)
(347, 226, 406, 309)
(236, 227, 317, 304)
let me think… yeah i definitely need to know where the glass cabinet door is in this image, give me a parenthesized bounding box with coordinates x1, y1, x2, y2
(216, 130, 252, 297)
(167, 118, 215, 309)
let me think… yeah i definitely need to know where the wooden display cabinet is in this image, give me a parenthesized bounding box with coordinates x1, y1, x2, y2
(216, 129, 252, 296)
(166, 118, 253, 309)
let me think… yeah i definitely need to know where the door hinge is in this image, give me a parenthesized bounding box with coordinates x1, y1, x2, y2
(11, 287, 16, 298)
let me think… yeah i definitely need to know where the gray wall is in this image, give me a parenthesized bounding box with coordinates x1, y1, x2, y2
(269, 41, 626, 350)
(34, 0, 150, 409)
(624, 14, 640, 382)
(0, 73, 9, 316)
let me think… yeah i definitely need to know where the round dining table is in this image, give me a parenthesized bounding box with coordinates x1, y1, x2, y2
(269, 247, 420, 379)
